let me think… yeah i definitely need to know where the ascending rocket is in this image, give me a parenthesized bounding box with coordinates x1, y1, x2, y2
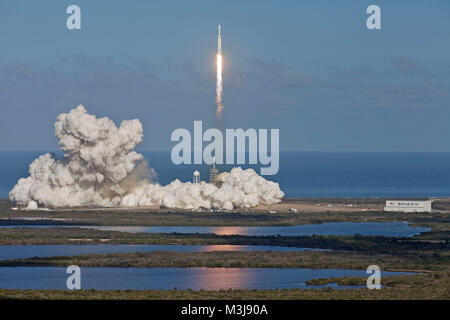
(217, 24, 222, 55)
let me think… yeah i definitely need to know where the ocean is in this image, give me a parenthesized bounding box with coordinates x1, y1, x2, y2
(1, 151, 450, 199)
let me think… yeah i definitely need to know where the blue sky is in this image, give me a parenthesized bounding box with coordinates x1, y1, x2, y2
(1, 0, 450, 151)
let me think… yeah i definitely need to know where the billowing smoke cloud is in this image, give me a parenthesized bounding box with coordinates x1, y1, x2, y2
(10, 106, 284, 210)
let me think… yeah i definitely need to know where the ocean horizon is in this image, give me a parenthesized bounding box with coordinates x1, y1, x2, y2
(1, 151, 450, 199)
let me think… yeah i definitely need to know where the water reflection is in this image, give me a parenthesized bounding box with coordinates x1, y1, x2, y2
(0, 267, 414, 290)
(194, 267, 250, 290)
(71, 222, 428, 237)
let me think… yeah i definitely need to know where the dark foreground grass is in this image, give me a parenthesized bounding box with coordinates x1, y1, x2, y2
(0, 271, 448, 300)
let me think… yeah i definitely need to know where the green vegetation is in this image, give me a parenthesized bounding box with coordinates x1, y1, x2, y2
(303, 274, 429, 287)
(0, 227, 448, 254)
(305, 276, 365, 286)
(1, 250, 448, 271)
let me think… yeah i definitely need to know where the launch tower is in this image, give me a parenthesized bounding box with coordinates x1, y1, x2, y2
(209, 157, 219, 186)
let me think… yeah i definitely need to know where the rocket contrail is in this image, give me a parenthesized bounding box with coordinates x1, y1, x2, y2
(216, 24, 224, 118)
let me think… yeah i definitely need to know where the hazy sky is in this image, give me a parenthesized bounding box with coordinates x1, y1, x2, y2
(1, 0, 450, 151)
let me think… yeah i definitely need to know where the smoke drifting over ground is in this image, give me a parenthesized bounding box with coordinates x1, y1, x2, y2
(10, 106, 284, 210)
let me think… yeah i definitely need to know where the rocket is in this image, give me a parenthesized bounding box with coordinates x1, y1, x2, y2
(217, 24, 222, 55)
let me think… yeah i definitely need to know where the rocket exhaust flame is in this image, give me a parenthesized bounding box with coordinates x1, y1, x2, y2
(216, 24, 224, 117)
(216, 54, 223, 117)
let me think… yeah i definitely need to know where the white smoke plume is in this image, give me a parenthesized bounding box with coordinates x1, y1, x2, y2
(9, 105, 284, 210)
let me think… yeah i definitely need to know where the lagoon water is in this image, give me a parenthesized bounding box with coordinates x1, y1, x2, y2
(0, 267, 413, 290)
(0, 244, 321, 261)
(0, 222, 429, 237)
(1, 221, 429, 237)
(76, 222, 428, 237)
(2, 151, 450, 199)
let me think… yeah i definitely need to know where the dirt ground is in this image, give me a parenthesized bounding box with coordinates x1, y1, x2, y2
(7, 197, 448, 214)
(254, 201, 383, 213)
(15, 198, 385, 214)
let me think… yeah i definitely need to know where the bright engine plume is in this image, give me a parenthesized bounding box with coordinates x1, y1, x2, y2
(216, 24, 224, 117)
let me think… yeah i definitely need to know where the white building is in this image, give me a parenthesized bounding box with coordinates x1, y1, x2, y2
(384, 200, 432, 213)
(193, 170, 200, 184)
